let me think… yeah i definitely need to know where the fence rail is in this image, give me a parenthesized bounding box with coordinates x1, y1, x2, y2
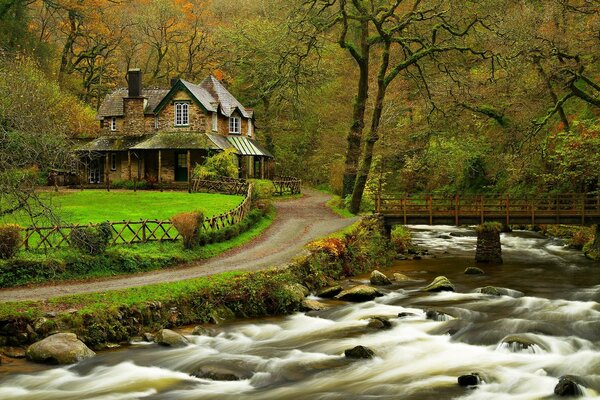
(377, 193, 600, 226)
(192, 177, 249, 195)
(20, 183, 254, 250)
(272, 176, 301, 196)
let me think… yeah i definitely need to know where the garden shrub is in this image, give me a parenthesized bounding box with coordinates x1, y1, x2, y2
(171, 211, 204, 249)
(391, 225, 412, 253)
(0, 224, 22, 259)
(193, 148, 238, 179)
(69, 222, 112, 255)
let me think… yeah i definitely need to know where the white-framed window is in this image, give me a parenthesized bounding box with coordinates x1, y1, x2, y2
(229, 116, 241, 134)
(110, 117, 117, 131)
(154, 115, 159, 129)
(110, 153, 117, 171)
(175, 102, 189, 126)
(212, 112, 218, 131)
(247, 118, 253, 137)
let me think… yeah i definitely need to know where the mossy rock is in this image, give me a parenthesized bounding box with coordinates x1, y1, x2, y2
(317, 286, 342, 298)
(478, 286, 507, 296)
(393, 273, 413, 281)
(26, 333, 95, 365)
(335, 285, 383, 302)
(154, 329, 189, 347)
(422, 276, 455, 292)
(301, 299, 330, 312)
(555, 375, 583, 397)
(464, 267, 484, 275)
(369, 270, 392, 286)
(210, 306, 236, 324)
(344, 345, 374, 359)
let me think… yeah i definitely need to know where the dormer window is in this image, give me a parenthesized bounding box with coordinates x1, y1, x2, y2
(229, 116, 241, 134)
(110, 117, 117, 131)
(175, 102, 189, 126)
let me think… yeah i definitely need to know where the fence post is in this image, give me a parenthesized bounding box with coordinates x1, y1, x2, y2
(455, 195, 459, 226)
(429, 195, 433, 225)
(506, 194, 510, 226)
(480, 196, 484, 224)
(142, 219, 147, 242)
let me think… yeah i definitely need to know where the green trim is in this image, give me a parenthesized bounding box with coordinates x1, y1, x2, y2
(153, 80, 210, 114)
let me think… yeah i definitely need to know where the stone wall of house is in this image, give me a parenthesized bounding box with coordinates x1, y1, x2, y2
(100, 116, 125, 135)
(157, 90, 208, 132)
(216, 112, 251, 137)
(122, 98, 146, 136)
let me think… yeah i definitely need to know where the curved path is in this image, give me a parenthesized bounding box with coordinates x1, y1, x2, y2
(0, 189, 357, 303)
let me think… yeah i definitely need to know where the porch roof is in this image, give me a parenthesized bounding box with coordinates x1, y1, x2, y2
(227, 136, 274, 158)
(130, 132, 221, 150)
(74, 135, 150, 152)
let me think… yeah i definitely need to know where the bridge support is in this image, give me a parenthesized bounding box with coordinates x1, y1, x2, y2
(475, 223, 503, 264)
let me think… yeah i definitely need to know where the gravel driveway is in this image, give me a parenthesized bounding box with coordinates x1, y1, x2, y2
(0, 189, 357, 302)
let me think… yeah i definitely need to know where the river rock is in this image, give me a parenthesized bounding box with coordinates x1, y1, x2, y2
(210, 306, 236, 324)
(344, 345, 374, 359)
(555, 376, 583, 396)
(464, 267, 484, 275)
(26, 333, 95, 365)
(425, 310, 451, 322)
(191, 326, 211, 336)
(154, 329, 189, 347)
(393, 273, 413, 281)
(422, 276, 455, 292)
(302, 299, 330, 311)
(335, 285, 384, 302)
(479, 286, 507, 296)
(458, 373, 481, 387)
(370, 270, 392, 285)
(367, 317, 392, 330)
(1, 346, 26, 358)
(500, 334, 543, 353)
(142, 332, 155, 342)
(191, 365, 251, 381)
(317, 286, 342, 298)
(397, 312, 417, 318)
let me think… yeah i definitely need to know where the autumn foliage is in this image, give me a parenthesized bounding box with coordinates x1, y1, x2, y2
(171, 211, 205, 249)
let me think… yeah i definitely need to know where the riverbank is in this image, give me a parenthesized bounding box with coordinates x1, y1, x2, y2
(0, 217, 394, 354)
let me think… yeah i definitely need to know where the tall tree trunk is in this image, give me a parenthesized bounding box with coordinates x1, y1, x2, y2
(58, 9, 78, 85)
(349, 42, 390, 214)
(342, 19, 369, 197)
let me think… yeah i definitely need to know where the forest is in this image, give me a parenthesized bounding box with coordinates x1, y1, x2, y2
(0, 0, 599, 212)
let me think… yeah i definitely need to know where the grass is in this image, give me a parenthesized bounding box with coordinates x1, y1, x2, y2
(0, 208, 275, 288)
(326, 195, 356, 218)
(1, 190, 243, 227)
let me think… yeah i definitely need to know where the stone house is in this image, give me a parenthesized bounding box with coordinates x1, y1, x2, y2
(76, 69, 274, 186)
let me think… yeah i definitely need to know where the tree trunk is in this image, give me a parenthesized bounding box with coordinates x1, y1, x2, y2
(342, 19, 369, 197)
(349, 42, 390, 214)
(58, 10, 78, 86)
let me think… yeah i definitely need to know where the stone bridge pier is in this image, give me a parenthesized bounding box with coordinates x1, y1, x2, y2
(475, 223, 503, 264)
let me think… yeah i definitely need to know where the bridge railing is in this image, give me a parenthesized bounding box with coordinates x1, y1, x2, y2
(377, 193, 600, 225)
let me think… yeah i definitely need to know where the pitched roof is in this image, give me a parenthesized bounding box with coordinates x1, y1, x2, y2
(131, 132, 221, 150)
(74, 135, 151, 152)
(200, 76, 253, 118)
(97, 88, 170, 119)
(227, 136, 274, 158)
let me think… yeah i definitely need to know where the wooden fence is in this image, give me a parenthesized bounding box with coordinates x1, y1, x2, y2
(192, 177, 249, 195)
(377, 193, 600, 226)
(272, 176, 302, 196)
(20, 183, 254, 250)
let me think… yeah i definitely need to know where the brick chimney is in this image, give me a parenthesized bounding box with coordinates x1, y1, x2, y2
(123, 69, 146, 136)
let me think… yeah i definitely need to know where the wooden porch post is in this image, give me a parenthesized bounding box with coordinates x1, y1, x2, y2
(105, 153, 110, 192)
(158, 150, 163, 192)
(127, 151, 132, 181)
(187, 149, 191, 193)
(261, 157, 265, 179)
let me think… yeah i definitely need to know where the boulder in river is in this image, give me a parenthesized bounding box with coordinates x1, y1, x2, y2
(26, 333, 95, 365)
(499, 334, 544, 353)
(425, 309, 451, 322)
(302, 299, 330, 311)
(370, 270, 392, 286)
(344, 345, 375, 359)
(154, 329, 189, 347)
(191, 326, 211, 336)
(397, 312, 417, 318)
(367, 317, 392, 330)
(191, 365, 252, 381)
(464, 267, 484, 275)
(422, 276, 455, 292)
(458, 373, 481, 387)
(336, 285, 383, 302)
(393, 273, 414, 282)
(317, 286, 342, 298)
(554, 376, 583, 397)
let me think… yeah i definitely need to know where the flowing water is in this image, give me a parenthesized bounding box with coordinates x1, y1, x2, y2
(2, 226, 600, 399)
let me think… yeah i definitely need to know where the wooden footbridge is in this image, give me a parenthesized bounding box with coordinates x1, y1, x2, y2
(377, 193, 600, 226)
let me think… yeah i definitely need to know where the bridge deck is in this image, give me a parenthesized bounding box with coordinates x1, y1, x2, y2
(378, 194, 600, 226)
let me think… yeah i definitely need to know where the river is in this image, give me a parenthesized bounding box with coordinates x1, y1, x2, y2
(1, 226, 599, 399)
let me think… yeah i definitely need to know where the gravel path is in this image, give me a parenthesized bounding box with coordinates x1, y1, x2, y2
(0, 189, 357, 303)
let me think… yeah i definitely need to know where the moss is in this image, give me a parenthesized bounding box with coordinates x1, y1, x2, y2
(475, 222, 503, 233)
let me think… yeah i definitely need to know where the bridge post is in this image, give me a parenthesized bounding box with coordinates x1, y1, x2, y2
(475, 223, 503, 264)
(384, 224, 392, 240)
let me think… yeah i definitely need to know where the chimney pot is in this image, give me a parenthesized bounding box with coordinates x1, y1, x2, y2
(127, 69, 142, 97)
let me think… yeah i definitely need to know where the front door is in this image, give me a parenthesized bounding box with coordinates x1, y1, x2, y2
(175, 152, 188, 182)
(89, 158, 102, 184)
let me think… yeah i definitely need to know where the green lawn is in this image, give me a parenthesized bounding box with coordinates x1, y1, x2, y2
(1, 190, 243, 227)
